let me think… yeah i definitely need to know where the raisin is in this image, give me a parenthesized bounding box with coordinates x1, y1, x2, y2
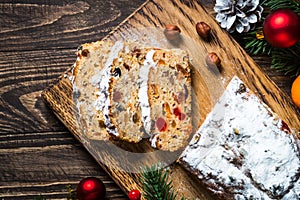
(113, 67, 121, 77)
(99, 120, 105, 128)
(236, 83, 246, 94)
(176, 64, 187, 74)
(123, 63, 130, 71)
(81, 49, 89, 57)
(171, 120, 176, 128)
(281, 121, 291, 133)
(132, 48, 141, 57)
(132, 113, 139, 123)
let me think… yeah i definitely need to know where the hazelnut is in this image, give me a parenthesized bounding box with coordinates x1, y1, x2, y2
(205, 52, 221, 68)
(196, 22, 211, 38)
(164, 24, 181, 41)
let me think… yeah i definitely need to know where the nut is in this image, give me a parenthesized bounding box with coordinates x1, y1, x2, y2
(205, 52, 221, 68)
(164, 24, 181, 41)
(165, 24, 181, 31)
(196, 22, 211, 38)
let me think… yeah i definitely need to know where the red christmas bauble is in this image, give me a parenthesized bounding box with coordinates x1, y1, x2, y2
(263, 9, 300, 48)
(128, 189, 141, 200)
(76, 177, 106, 200)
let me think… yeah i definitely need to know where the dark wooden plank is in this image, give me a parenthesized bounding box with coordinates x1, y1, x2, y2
(0, 49, 78, 133)
(0, 0, 146, 52)
(0, 131, 126, 199)
(0, 0, 145, 199)
(252, 55, 294, 95)
(0, 0, 146, 133)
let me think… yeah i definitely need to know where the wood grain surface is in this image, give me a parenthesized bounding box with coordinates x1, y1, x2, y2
(1, 0, 299, 199)
(0, 0, 145, 199)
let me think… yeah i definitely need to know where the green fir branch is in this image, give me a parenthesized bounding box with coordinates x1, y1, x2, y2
(240, 0, 300, 77)
(241, 21, 273, 55)
(241, 0, 300, 55)
(243, 28, 272, 55)
(271, 42, 300, 77)
(262, 0, 300, 15)
(141, 164, 186, 200)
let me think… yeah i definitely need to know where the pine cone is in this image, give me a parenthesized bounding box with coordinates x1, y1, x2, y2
(214, 0, 263, 33)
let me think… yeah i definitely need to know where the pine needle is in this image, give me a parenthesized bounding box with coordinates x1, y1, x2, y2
(271, 43, 300, 77)
(243, 27, 272, 55)
(141, 164, 185, 200)
(240, 0, 300, 77)
(262, 0, 300, 14)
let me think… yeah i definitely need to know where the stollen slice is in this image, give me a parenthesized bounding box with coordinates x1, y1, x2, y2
(104, 46, 192, 151)
(72, 40, 124, 140)
(147, 48, 192, 151)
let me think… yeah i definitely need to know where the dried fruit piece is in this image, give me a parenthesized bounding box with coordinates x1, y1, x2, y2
(132, 113, 139, 124)
(150, 84, 159, 99)
(156, 117, 167, 132)
(81, 49, 90, 57)
(113, 67, 121, 77)
(163, 102, 172, 116)
(173, 107, 186, 120)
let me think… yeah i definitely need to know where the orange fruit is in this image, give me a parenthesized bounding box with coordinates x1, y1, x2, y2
(291, 75, 300, 108)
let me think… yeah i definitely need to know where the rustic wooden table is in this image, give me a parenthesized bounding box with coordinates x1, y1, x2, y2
(0, 0, 296, 199)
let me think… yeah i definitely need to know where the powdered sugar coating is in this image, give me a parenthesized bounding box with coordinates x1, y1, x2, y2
(137, 50, 157, 134)
(94, 41, 124, 136)
(180, 76, 300, 199)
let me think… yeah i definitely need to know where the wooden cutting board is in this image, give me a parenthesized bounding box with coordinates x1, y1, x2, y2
(41, 0, 300, 199)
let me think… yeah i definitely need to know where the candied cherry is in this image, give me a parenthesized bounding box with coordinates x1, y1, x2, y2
(156, 117, 167, 132)
(173, 107, 186, 120)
